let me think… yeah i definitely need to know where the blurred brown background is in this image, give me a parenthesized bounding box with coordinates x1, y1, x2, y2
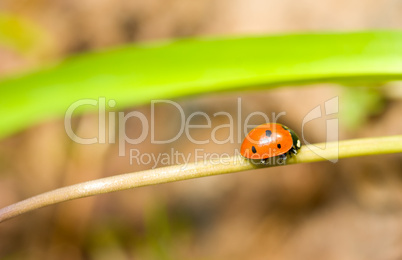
(1, 0, 402, 259)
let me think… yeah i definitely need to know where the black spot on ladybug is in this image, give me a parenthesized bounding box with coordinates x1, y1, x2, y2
(252, 146, 257, 153)
(277, 144, 281, 149)
(266, 130, 272, 137)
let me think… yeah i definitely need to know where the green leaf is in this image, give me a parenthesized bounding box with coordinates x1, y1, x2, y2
(1, 31, 402, 139)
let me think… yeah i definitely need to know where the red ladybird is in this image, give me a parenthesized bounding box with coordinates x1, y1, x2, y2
(240, 123, 301, 163)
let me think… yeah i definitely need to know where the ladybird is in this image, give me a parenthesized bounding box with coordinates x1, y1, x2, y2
(240, 123, 301, 164)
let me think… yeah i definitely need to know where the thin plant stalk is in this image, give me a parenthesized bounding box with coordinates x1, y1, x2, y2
(0, 135, 401, 223)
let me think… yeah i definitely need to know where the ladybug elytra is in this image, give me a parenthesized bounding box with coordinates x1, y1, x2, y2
(240, 123, 301, 164)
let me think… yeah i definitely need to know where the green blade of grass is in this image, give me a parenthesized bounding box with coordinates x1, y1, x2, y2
(1, 31, 402, 138)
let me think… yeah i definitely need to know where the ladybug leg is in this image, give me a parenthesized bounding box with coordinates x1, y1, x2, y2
(278, 154, 287, 164)
(258, 158, 274, 165)
(286, 147, 298, 161)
